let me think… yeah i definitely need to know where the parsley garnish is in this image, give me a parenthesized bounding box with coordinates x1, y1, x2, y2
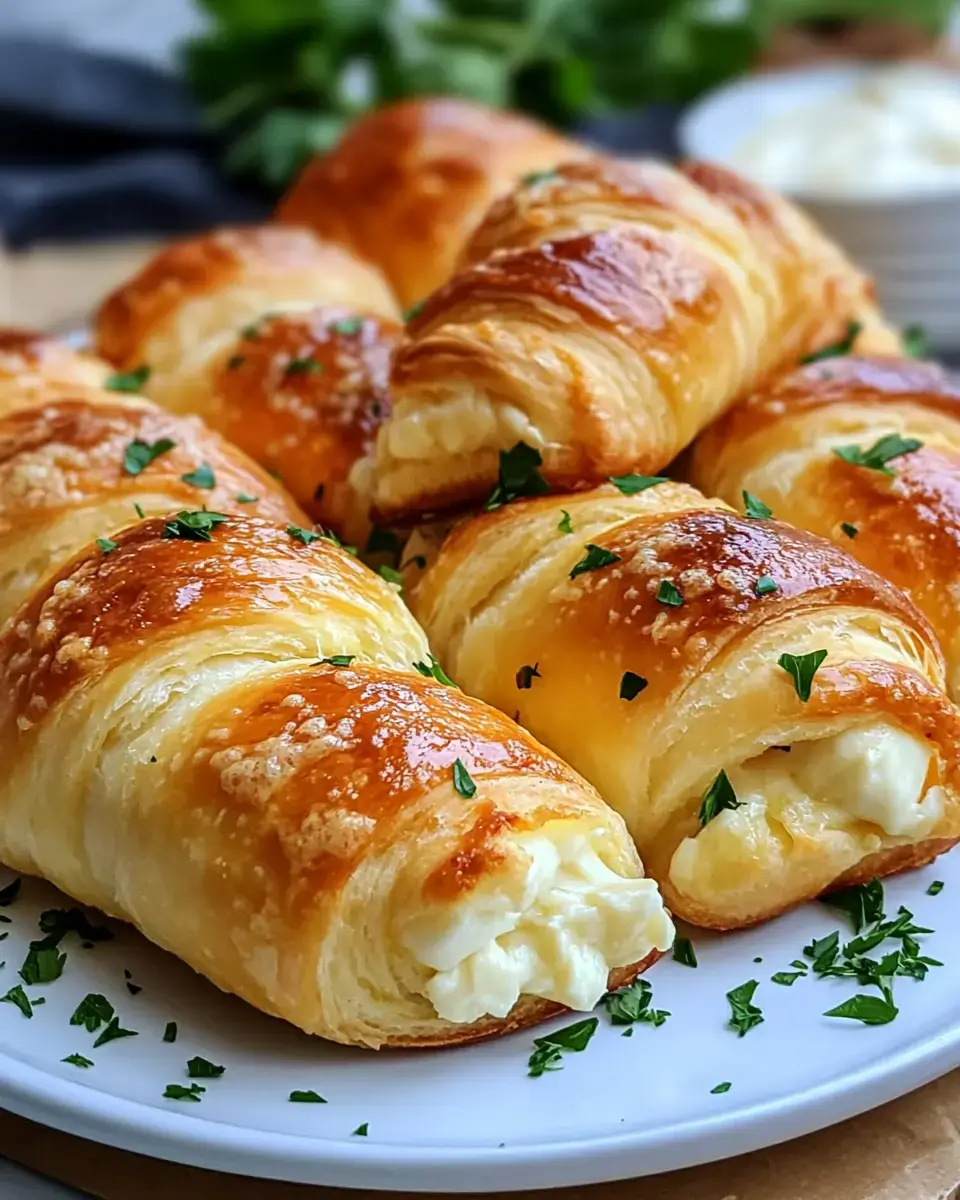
(1, 985, 32, 1018)
(710, 1081, 732, 1094)
(404, 300, 425, 322)
(928, 881, 944, 896)
(105, 364, 151, 393)
(528, 1017, 599, 1076)
(821, 878, 885, 933)
(35, 907, 112, 949)
(378, 565, 403, 586)
(412, 655, 456, 686)
(743, 491, 773, 520)
(656, 580, 683, 607)
(672, 937, 697, 968)
(163, 1021, 178, 1043)
(0, 879, 21, 907)
(19, 946, 66, 986)
(352, 1123, 369, 1136)
(123, 437, 175, 476)
(290, 1089, 327, 1103)
(320, 655, 355, 667)
(187, 1056, 225, 1079)
(755, 575, 776, 596)
(799, 321, 862, 364)
(521, 169, 559, 186)
(133, 502, 146, 519)
(516, 663, 541, 690)
(698, 770, 740, 826)
(483, 442, 550, 511)
(96, 537, 118, 555)
(93, 1016, 138, 1048)
(164, 1083, 205, 1102)
(71, 993, 114, 1032)
(824, 992, 898, 1025)
(840, 522, 859, 539)
(771, 971, 804, 986)
(332, 316, 363, 336)
(236, 492, 258, 504)
(181, 463, 215, 489)
(557, 509, 573, 534)
(726, 980, 763, 1036)
(163, 510, 228, 542)
(609, 474, 668, 496)
(602, 978, 670, 1027)
(833, 434, 923, 476)
(902, 324, 928, 359)
(287, 524, 320, 546)
(365, 527, 403, 557)
(62, 1053, 93, 1068)
(452, 759, 477, 799)
(619, 671, 647, 701)
(226, 354, 246, 369)
(778, 649, 827, 702)
(285, 358, 322, 376)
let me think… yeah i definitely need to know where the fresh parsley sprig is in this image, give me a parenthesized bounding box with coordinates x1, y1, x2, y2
(528, 1017, 598, 1077)
(483, 443, 549, 511)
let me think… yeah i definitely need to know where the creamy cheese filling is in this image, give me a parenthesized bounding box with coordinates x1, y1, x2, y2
(400, 823, 674, 1025)
(670, 721, 942, 899)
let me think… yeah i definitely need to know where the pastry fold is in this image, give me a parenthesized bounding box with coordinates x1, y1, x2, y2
(277, 97, 586, 308)
(691, 355, 960, 697)
(0, 516, 671, 1046)
(0, 329, 111, 416)
(371, 157, 899, 523)
(410, 482, 960, 928)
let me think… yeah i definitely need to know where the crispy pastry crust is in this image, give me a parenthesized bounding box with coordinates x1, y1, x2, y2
(0, 328, 111, 415)
(276, 97, 586, 307)
(372, 157, 899, 523)
(411, 483, 960, 928)
(691, 355, 960, 697)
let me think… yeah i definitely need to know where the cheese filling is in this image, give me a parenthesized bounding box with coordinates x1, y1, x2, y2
(400, 823, 674, 1025)
(670, 721, 942, 901)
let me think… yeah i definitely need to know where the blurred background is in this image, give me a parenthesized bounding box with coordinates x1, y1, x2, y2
(1, 0, 959, 343)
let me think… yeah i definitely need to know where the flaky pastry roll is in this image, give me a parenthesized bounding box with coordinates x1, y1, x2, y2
(691, 355, 960, 698)
(410, 482, 960, 928)
(371, 158, 899, 523)
(0, 329, 111, 416)
(0, 516, 671, 1046)
(276, 97, 586, 308)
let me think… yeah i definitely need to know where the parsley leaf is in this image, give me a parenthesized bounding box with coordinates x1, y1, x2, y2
(378, 565, 404, 586)
(163, 511, 229, 542)
(105, 365, 151, 393)
(656, 579, 683, 607)
(71, 994, 115, 1032)
(287, 524, 321, 546)
(711, 1081, 732, 1094)
(483, 442, 550, 511)
(413, 655, 456, 686)
(365, 528, 403, 558)
(62, 1053, 94, 1068)
(93, 1017, 138, 1048)
(352, 1123, 369, 1136)
(698, 770, 740, 826)
(96, 537, 118, 555)
(799, 321, 862, 364)
(290, 1089, 327, 1103)
(452, 759, 477, 799)
(672, 937, 697, 968)
(165, 1083, 205, 1102)
(609, 474, 668, 496)
(187, 1056, 225, 1079)
(320, 655, 355, 667)
(743, 491, 773, 520)
(928, 880, 944, 896)
(516, 663, 541, 690)
(824, 993, 898, 1025)
(181, 463, 216, 489)
(833, 434, 923, 476)
(34, 907, 112, 950)
(902, 324, 928, 359)
(557, 509, 573, 534)
(755, 575, 777, 596)
(19, 947, 66, 986)
(778, 649, 828, 702)
(163, 1022, 178, 1043)
(1, 985, 32, 1017)
(840, 522, 859, 539)
(821, 878, 885, 933)
(236, 492, 258, 504)
(619, 671, 647, 701)
(726, 980, 763, 1036)
(528, 1016, 599, 1076)
(771, 971, 805, 986)
(123, 437, 175, 476)
(602, 979, 669, 1027)
(804, 930, 841, 974)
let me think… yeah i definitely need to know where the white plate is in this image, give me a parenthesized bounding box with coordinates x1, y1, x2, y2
(1, 852, 959, 1193)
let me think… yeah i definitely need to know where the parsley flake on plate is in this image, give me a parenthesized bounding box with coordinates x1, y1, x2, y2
(93, 1016, 138, 1049)
(105, 364, 151, 393)
(290, 1089, 327, 1103)
(1, 985, 32, 1018)
(452, 759, 477, 799)
(483, 442, 550, 511)
(352, 1123, 370, 1136)
(771, 971, 805, 987)
(821, 878, 885, 933)
(824, 992, 899, 1026)
(672, 937, 697, 968)
(165, 1083, 205, 1102)
(726, 980, 763, 1037)
(19, 946, 66, 986)
(798, 321, 862, 364)
(698, 770, 740, 827)
(710, 1082, 732, 1094)
(619, 671, 647, 701)
(71, 993, 114, 1033)
(123, 437, 175, 476)
(187, 1056, 225, 1079)
(163, 1021, 178, 1043)
(833, 434, 922, 476)
(62, 1053, 94, 1068)
(778, 649, 828, 702)
(928, 881, 944, 896)
(528, 1016, 599, 1076)
(742, 490, 773, 520)
(602, 979, 669, 1027)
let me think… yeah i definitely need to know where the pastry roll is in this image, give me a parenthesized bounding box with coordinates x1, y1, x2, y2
(0, 328, 111, 416)
(0, 515, 671, 1047)
(410, 482, 960, 928)
(691, 354, 960, 697)
(0, 389, 302, 622)
(276, 97, 586, 308)
(371, 157, 899, 523)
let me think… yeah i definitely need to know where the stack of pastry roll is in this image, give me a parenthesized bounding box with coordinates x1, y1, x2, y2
(691, 355, 960, 699)
(0, 335, 673, 1047)
(93, 226, 403, 541)
(370, 155, 900, 524)
(408, 480, 960, 928)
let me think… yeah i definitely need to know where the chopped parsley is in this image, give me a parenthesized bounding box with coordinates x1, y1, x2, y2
(404, 300, 425, 322)
(413, 655, 456, 686)
(19, 946, 66, 986)
(698, 770, 740, 826)
(528, 1016, 599, 1076)
(833, 434, 923, 476)
(452, 759, 477, 799)
(35, 908, 112, 949)
(755, 575, 777, 596)
(332, 316, 363, 336)
(710, 1081, 732, 1094)
(134, 502, 146, 519)
(902, 324, 928, 359)
(0, 879, 21, 907)
(799, 321, 862, 364)
(320, 655, 355, 667)
(71, 993, 114, 1033)
(290, 1089, 327, 1103)
(557, 509, 573, 534)
(352, 1123, 369, 1136)
(521, 169, 559, 186)
(840, 522, 859, 539)
(672, 937, 697, 968)
(928, 881, 944, 896)
(1, 985, 32, 1018)
(187, 1056, 225, 1079)
(619, 671, 647, 701)
(96, 537, 118, 555)
(93, 1016, 138, 1049)
(163, 511, 229, 542)
(62, 1054, 94, 1068)
(285, 358, 323, 376)
(483, 442, 550, 511)
(126, 981, 142, 995)
(778, 649, 827, 702)
(602, 978, 669, 1027)
(365, 527, 403, 557)
(824, 992, 898, 1025)
(771, 971, 805, 986)
(821, 878, 885, 933)
(516, 663, 541, 690)
(163, 1022, 178, 1043)
(287, 524, 321, 546)
(726, 980, 763, 1036)
(609, 474, 668, 496)
(742, 491, 773, 520)
(105, 364, 151, 393)
(226, 354, 246, 370)
(164, 1083, 204, 1102)
(378, 565, 404, 587)
(236, 492, 258, 504)
(123, 437, 175, 476)
(656, 579, 683, 607)
(180, 463, 215, 489)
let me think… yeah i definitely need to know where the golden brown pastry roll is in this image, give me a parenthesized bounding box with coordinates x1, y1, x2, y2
(0, 328, 111, 416)
(691, 354, 960, 697)
(0, 389, 302, 622)
(0, 515, 672, 1047)
(142, 306, 401, 542)
(276, 97, 586, 308)
(371, 158, 899, 524)
(410, 481, 960, 929)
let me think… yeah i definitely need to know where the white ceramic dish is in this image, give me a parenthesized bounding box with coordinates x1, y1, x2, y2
(1, 851, 959, 1192)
